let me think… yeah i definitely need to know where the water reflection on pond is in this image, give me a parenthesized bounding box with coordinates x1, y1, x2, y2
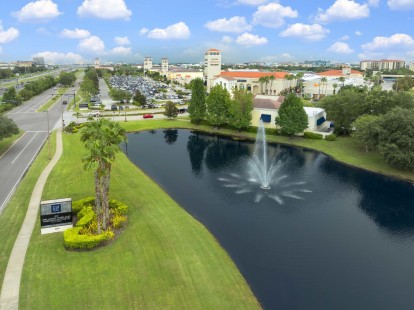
(123, 129, 414, 310)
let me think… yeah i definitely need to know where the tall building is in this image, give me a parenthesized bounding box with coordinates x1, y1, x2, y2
(204, 48, 221, 92)
(32, 57, 44, 66)
(161, 58, 169, 74)
(360, 59, 405, 71)
(144, 57, 153, 71)
(94, 58, 100, 68)
(410, 62, 414, 72)
(304, 60, 330, 67)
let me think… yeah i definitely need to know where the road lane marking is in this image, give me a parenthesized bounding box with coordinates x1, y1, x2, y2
(0, 132, 26, 160)
(0, 134, 47, 214)
(11, 132, 38, 164)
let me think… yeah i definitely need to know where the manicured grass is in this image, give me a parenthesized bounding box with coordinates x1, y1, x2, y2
(37, 87, 68, 112)
(19, 132, 260, 309)
(0, 132, 56, 293)
(0, 131, 23, 156)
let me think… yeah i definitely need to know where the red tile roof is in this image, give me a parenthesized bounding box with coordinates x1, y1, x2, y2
(319, 70, 363, 77)
(219, 71, 289, 79)
(207, 48, 220, 52)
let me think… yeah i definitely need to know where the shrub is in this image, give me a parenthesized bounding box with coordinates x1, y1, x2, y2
(64, 227, 109, 250)
(75, 209, 95, 227)
(72, 197, 95, 214)
(111, 213, 127, 229)
(77, 206, 93, 219)
(304, 132, 323, 140)
(109, 199, 128, 215)
(325, 134, 336, 141)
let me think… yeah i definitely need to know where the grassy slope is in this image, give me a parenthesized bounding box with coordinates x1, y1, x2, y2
(19, 132, 260, 309)
(0, 132, 56, 293)
(0, 131, 24, 156)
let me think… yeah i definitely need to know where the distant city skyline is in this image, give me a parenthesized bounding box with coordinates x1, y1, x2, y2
(0, 0, 414, 65)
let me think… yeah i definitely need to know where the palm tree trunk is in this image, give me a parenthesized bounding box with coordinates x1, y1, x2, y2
(94, 170, 102, 234)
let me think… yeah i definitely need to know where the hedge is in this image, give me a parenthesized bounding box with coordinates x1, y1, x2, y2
(304, 132, 323, 140)
(64, 227, 111, 250)
(325, 134, 336, 141)
(72, 197, 95, 214)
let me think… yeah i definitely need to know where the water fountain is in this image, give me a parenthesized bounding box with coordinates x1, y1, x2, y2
(218, 120, 311, 203)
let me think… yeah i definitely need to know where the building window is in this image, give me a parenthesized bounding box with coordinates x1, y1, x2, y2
(260, 114, 271, 123)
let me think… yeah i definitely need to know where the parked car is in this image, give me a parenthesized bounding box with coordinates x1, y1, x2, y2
(88, 111, 100, 117)
(111, 105, 118, 111)
(143, 114, 154, 119)
(62, 100, 67, 105)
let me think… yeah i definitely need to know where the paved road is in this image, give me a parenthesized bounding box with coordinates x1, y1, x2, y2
(0, 86, 74, 214)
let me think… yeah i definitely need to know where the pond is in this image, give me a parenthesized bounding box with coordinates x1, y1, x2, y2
(123, 129, 414, 310)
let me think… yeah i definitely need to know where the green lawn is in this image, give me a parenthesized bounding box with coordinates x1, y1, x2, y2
(0, 132, 56, 294)
(19, 131, 260, 309)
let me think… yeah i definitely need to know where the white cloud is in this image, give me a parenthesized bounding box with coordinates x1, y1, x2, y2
(221, 35, 234, 44)
(315, 0, 370, 24)
(114, 36, 130, 45)
(235, 32, 268, 46)
(13, 0, 62, 23)
(145, 22, 190, 40)
(253, 3, 298, 28)
(368, 0, 380, 6)
(237, 0, 268, 5)
(77, 0, 132, 20)
(0, 22, 19, 44)
(205, 16, 252, 33)
(388, 0, 414, 10)
(110, 46, 132, 56)
(355, 30, 363, 36)
(327, 42, 354, 54)
(78, 35, 105, 54)
(61, 28, 91, 39)
(339, 35, 350, 41)
(362, 33, 414, 50)
(280, 23, 329, 41)
(139, 28, 149, 36)
(32, 51, 84, 64)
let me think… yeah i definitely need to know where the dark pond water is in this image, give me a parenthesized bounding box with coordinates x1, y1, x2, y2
(123, 129, 414, 310)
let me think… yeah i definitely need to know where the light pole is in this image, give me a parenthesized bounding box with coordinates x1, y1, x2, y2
(45, 110, 51, 160)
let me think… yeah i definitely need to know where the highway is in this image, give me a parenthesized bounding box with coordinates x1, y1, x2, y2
(0, 86, 71, 214)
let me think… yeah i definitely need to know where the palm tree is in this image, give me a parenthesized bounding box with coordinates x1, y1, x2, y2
(268, 75, 275, 95)
(286, 75, 294, 92)
(80, 118, 127, 233)
(333, 83, 338, 95)
(73, 111, 82, 124)
(258, 76, 266, 95)
(295, 72, 304, 97)
(338, 76, 346, 88)
(321, 77, 328, 96)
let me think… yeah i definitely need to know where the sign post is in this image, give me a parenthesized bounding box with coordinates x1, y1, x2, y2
(40, 198, 73, 234)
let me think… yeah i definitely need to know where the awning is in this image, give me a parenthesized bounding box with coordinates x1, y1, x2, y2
(260, 114, 271, 123)
(317, 116, 326, 126)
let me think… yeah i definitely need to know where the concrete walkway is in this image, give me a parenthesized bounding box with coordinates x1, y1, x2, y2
(0, 128, 63, 310)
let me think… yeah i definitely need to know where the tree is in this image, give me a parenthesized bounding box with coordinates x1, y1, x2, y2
(80, 119, 127, 233)
(393, 76, 414, 92)
(351, 114, 380, 152)
(258, 76, 267, 95)
(321, 77, 328, 96)
(188, 78, 206, 124)
(206, 84, 231, 128)
(229, 89, 253, 131)
(132, 90, 146, 107)
(164, 100, 178, 119)
(2, 87, 21, 105)
(376, 108, 414, 170)
(0, 115, 19, 141)
(73, 112, 82, 124)
(275, 94, 308, 136)
(268, 75, 275, 94)
(59, 71, 76, 87)
(338, 76, 346, 88)
(332, 83, 338, 95)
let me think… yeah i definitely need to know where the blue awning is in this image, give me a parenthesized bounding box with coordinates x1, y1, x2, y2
(260, 114, 271, 123)
(317, 116, 326, 126)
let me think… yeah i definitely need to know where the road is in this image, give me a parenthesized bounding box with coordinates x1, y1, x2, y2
(0, 86, 73, 214)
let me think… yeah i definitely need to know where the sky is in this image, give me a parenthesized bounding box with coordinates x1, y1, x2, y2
(0, 0, 414, 65)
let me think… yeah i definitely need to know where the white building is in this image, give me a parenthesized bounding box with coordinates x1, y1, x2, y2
(161, 58, 168, 74)
(204, 48, 221, 92)
(144, 57, 153, 71)
(410, 62, 414, 72)
(360, 60, 405, 71)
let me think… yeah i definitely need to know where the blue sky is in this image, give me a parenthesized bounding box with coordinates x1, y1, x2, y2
(0, 0, 413, 65)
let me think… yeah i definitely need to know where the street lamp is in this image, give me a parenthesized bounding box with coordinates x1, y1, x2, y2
(44, 110, 51, 160)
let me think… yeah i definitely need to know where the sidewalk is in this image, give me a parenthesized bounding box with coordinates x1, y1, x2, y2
(0, 128, 63, 310)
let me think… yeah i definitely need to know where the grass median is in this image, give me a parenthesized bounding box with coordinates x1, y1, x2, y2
(19, 131, 260, 309)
